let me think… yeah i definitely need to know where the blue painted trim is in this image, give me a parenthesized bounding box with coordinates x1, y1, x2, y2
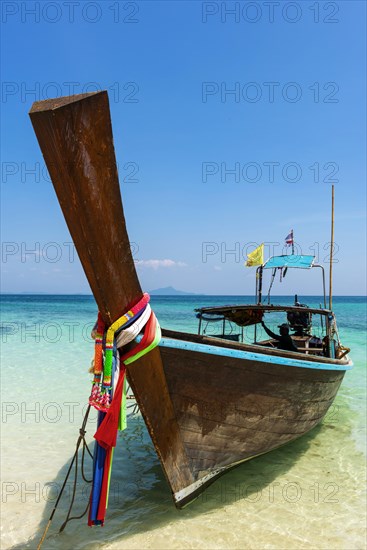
(155, 337, 352, 372)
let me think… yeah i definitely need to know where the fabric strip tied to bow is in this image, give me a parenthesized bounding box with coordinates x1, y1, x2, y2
(88, 293, 161, 526)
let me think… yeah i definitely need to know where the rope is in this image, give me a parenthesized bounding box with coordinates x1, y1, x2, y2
(37, 405, 93, 550)
(38, 292, 160, 544)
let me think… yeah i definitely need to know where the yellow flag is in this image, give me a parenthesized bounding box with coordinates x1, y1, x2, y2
(245, 243, 264, 267)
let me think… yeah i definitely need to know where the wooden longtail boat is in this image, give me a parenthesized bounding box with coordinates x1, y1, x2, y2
(29, 91, 352, 511)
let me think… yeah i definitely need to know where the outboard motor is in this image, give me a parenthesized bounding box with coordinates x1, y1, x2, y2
(287, 294, 312, 336)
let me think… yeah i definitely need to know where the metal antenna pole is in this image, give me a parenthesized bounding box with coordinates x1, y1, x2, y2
(329, 185, 335, 310)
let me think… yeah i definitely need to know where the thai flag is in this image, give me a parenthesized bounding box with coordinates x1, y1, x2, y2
(285, 230, 294, 246)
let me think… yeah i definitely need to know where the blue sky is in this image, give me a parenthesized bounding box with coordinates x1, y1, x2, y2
(1, 0, 366, 295)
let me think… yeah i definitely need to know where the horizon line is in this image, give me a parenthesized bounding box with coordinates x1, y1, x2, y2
(1, 293, 366, 297)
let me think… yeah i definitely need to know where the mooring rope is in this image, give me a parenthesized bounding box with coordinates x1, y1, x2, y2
(36, 392, 140, 548)
(37, 292, 160, 545)
(37, 405, 93, 550)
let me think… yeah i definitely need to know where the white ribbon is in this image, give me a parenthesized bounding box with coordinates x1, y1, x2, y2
(113, 304, 152, 394)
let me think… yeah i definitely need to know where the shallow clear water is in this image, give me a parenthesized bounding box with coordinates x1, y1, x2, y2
(1, 295, 366, 549)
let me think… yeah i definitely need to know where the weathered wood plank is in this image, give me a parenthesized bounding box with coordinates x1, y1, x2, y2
(30, 92, 140, 323)
(160, 346, 344, 476)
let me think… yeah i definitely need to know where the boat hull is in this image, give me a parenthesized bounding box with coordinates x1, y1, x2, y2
(157, 335, 347, 507)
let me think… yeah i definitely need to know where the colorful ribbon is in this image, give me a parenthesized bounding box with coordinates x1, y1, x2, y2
(88, 293, 161, 526)
(89, 293, 150, 412)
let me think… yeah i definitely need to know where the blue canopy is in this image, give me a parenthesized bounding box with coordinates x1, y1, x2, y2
(263, 255, 315, 269)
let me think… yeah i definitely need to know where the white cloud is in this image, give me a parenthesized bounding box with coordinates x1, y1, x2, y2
(135, 259, 187, 270)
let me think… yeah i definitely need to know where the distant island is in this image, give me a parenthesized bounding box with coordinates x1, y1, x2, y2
(149, 286, 196, 296)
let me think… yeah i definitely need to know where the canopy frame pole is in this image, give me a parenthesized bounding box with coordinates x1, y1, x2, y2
(257, 266, 263, 305)
(255, 265, 263, 344)
(197, 314, 202, 336)
(313, 265, 327, 308)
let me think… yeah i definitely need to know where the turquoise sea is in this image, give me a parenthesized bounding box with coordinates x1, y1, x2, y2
(1, 295, 366, 549)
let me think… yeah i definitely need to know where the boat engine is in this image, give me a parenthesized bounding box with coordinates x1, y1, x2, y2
(287, 295, 312, 336)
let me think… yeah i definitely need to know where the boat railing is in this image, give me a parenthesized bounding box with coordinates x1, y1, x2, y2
(195, 305, 342, 359)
